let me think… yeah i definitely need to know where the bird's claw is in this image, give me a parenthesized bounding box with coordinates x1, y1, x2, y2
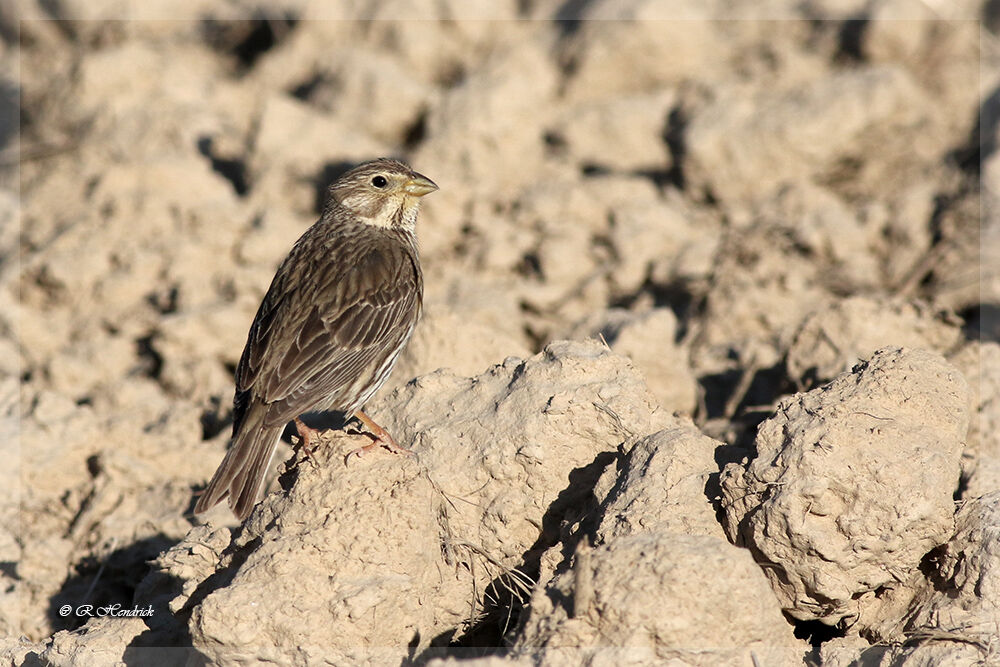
(343, 438, 414, 464)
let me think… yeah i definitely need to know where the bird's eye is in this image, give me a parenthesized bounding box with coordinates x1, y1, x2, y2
(371, 175, 388, 188)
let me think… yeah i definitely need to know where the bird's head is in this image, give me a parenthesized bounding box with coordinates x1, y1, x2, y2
(326, 158, 438, 232)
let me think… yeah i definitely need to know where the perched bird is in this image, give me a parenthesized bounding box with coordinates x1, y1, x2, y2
(194, 158, 436, 520)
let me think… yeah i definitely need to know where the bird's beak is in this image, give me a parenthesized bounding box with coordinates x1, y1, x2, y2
(403, 173, 439, 197)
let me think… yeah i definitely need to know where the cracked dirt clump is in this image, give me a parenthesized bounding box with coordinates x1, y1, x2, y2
(721, 347, 970, 631)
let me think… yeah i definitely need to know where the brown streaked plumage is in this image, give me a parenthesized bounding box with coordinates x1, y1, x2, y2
(194, 158, 436, 520)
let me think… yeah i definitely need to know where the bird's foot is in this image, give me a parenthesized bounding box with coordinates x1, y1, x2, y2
(344, 409, 414, 463)
(343, 438, 411, 462)
(294, 417, 320, 458)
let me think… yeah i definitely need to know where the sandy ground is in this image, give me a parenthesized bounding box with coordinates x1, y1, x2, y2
(3, 1, 999, 665)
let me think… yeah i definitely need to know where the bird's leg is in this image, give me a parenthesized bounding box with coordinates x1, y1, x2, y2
(294, 417, 320, 458)
(345, 409, 414, 462)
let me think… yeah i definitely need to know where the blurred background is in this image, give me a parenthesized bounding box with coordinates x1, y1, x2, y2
(1, 0, 995, 651)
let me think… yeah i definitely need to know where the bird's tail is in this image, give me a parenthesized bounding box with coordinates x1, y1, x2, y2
(194, 402, 283, 520)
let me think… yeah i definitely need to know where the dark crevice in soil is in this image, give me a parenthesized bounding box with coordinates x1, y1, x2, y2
(201, 15, 299, 72)
(516, 251, 543, 281)
(134, 334, 164, 381)
(122, 642, 208, 666)
(705, 439, 754, 531)
(521, 323, 549, 355)
(794, 617, 846, 646)
(196, 136, 249, 197)
(403, 108, 429, 150)
(411, 643, 508, 665)
(0, 79, 18, 152)
(955, 468, 971, 501)
(834, 15, 870, 64)
(698, 358, 795, 434)
(147, 284, 179, 316)
(956, 81, 1000, 173)
(607, 278, 698, 342)
(542, 130, 568, 157)
(927, 192, 959, 246)
(741, 362, 796, 411)
(961, 303, 1000, 343)
(699, 368, 744, 421)
(0, 560, 20, 580)
(200, 395, 233, 441)
(85, 454, 101, 478)
(553, 0, 595, 37)
(177, 532, 260, 620)
(233, 17, 296, 68)
(918, 543, 954, 595)
(435, 61, 467, 89)
(661, 106, 688, 190)
(798, 616, 854, 666)
(289, 72, 327, 101)
(125, 559, 207, 665)
(632, 166, 674, 189)
(47, 534, 179, 633)
(514, 0, 533, 18)
(416, 450, 617, 661)
(36, 0, 77, 42)
(986, 0, 1000, 33)
(580, 163, 611, 177)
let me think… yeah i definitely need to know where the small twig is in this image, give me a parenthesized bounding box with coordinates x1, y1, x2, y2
(895, 240, 950, 297)
(903, 628, 990, 654)
(593, 401, 634, 440)
(81, 536, 118, 604)
(723, 359, 760, 420)
(852, 411, 894, 422)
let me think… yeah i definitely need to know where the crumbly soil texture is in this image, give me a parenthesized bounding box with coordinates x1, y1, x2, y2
(4, 2, 999, 666)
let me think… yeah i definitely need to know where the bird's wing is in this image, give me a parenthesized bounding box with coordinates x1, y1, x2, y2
(234, 235, 421, 429)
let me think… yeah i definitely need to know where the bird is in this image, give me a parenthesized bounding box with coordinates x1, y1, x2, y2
(194, 158, 436, 520)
